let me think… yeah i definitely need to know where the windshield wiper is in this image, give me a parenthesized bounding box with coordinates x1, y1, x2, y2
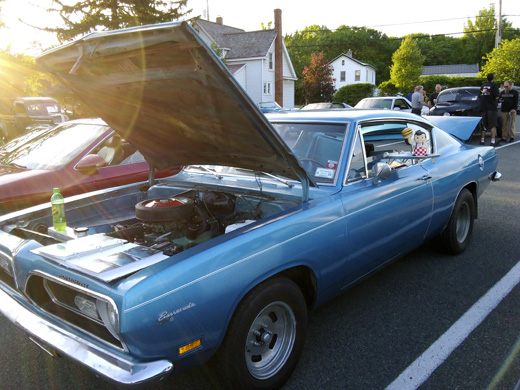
(256, 171, 293, 188)
(5, 162, 26, 169)
(191, 165, 223, 179)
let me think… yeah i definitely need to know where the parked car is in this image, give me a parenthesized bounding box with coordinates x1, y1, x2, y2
(300, 102, 352, 110)
(0, 118, 180, 214)
(0, 22, 500, 390)
(355, 96, 429, 115)
(0, 97, 69, 143)
(429, 86, 481, 116)
(258, 101, 285, 113)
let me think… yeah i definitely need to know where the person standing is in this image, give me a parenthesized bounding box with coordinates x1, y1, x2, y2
(499, 80, 518, 143)
(406, 88, 414, 102)
(428, 84, 442, 108)
(411, 85, 427, 115)
(479, 73, 500, 146)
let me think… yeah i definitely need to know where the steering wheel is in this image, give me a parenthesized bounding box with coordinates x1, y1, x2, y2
(298, 158, 326, 172)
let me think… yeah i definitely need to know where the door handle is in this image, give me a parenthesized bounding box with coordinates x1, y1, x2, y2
(417, 175, 432, 181)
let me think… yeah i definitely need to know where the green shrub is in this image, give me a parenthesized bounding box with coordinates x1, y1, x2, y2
(378, 80, 399, 96)
(334, 83, 376, 106)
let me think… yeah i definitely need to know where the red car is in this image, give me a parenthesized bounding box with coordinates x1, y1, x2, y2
(0, 118, 180, 214)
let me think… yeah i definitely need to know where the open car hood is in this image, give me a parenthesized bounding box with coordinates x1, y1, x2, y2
(427, 116, 482, 142)
(36, 22, 312, 187)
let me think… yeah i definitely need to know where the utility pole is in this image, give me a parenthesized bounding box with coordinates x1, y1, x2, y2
(206, 0, 210, 20)
(495, 0, 502, 48)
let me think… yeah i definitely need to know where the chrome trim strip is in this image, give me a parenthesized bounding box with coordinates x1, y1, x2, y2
(0, 286, 173, 385)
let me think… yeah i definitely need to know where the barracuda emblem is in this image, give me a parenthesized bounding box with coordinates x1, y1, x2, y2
(58, 274, 89, 288)
(155, 302, 196, 327)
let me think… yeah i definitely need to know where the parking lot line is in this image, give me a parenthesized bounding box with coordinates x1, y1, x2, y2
(385, 260, 520, 390)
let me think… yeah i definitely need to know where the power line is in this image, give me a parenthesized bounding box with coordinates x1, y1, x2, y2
(286, 28, 519, 49)
(366, 14, 519, 29)
(289, 14, 520, 34)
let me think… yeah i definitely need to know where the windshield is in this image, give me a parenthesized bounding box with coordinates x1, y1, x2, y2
(272, 122, 348, 184)
(355, 99, 392, 109)
(437, 89, 479, 103)
(0, 123, 108, 170)
(19, 99, 60, 116)
(185, 123, 349, 185)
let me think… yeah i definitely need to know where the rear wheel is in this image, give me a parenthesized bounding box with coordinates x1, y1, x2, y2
(215, 276, 307, 389)
(440, 189, 475, 254)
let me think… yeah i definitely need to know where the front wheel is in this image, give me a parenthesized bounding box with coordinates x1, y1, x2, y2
(215, 276, 308, 389)
(439, 188, 475, 254)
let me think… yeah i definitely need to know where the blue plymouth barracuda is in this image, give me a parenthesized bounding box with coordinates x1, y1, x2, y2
(0, 22, 500, 389)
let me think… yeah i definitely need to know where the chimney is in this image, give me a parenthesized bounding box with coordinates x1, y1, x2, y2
(216, 16, 223, 25)
(274, 9, 283, 107)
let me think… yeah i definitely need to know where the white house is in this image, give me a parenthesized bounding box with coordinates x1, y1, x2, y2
(328, 50, 377, 91)
(193, 10, 297, 109)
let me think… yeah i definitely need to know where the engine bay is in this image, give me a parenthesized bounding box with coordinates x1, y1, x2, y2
(13, 189, 298, 281)
(108, 190, 263, 256)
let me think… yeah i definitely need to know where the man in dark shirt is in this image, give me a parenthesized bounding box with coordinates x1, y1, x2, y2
(499, 80, 518, 143)
(479, 73, 500, 146)
(428, 84, 442, 108)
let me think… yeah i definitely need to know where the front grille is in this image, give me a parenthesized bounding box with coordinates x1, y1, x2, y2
(25, 274, 123, 350)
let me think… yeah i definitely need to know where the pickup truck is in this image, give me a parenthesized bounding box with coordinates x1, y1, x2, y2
(0, 97, 69, 143)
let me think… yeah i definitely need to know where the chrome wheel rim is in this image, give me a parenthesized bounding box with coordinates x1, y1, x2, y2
(245, 301, 296, 379)
(456, 202, 471, 243)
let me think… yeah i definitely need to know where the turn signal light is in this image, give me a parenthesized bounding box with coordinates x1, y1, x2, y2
(179, 339, 201, 355)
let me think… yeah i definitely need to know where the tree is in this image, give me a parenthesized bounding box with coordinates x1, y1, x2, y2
(0, 0, 6, 29)
(389, 35, 424, 92)
(480, 39, 520, 81)
(461, 5, 517, 65)
(35, 0, 192, 43)
(301, 51, 335, 104)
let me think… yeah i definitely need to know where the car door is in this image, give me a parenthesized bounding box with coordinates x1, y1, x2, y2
(339, 120, 434, 287)
(394, 98, 412, 112)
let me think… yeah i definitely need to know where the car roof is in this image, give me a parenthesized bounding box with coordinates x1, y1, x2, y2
(266, 108, 428, 123)
(439, 86, 480, 94)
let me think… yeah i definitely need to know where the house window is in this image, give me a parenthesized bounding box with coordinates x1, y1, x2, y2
(264, 82, 272, 95)
(355, 70, 361, 81)
(342, 60, 345, 66)
(340, 71, 346, 82)
(268, 52, 274, 70)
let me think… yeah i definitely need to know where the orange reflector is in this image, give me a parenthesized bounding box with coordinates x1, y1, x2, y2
(179, 339, 201, 355)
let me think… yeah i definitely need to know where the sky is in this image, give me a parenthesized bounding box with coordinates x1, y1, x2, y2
(0, 0, 519, 56)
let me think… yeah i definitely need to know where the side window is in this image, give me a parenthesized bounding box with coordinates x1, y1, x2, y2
(394, 99, 408, 110)
(360, 121, 433, 171)
(347, 132, 366, 182)
(94, 135, 140, 167)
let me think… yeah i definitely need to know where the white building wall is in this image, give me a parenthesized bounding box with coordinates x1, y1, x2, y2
(233, 66, 247, 90)
(330, 55, 376, 90)
(283, 80, 294, 108)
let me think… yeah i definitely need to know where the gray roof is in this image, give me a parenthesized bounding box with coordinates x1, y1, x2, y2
(422, 64, 479, 76)
(195, 19, 277, 59)
(328, 52, 377, 71)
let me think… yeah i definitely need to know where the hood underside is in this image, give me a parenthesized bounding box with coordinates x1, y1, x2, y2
(36, 22, 311, 184)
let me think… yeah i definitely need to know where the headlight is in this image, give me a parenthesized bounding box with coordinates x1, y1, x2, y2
(97, 299, 120, 339)
(74, 295, 100, 320)
(72, 293, 120, 339)
(443, 112, 451, 116)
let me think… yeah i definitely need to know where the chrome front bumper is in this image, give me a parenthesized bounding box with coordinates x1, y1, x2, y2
(0, 286, 173, 385)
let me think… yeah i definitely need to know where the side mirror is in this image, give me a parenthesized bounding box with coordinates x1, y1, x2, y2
(76, 154, 107, 175)
(372, 162, 391, 184)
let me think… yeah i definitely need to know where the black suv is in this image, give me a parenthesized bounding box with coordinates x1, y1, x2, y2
(429, 87, 481, 116)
